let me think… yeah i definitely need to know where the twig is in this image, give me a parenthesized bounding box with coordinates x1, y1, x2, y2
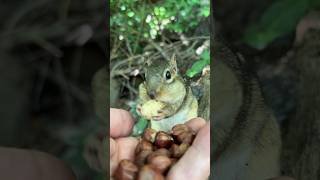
(125, 38, 134, 56)
(148, 39, 169, 60)
(111, 36, 210, 80)
(32, 62, 90, 103)
(34, 37, 63, 58)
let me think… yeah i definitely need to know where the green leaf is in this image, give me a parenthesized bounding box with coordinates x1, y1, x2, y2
(190, 0, 200, 4)
(186, 50, 210, 78)
(111, 0, 209, 55)
(242, 0, 310, 49)
(120, 5, 126, 11)
(154, 7, 160, 16)
(127, 11, 135, 17)
(129, 102, 149, 137)
(199, 7, 210, 17)
(131, 117, 149, 136)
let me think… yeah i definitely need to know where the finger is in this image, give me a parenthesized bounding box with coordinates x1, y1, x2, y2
(185, 117, 206, 133)
(110, 138, 118, 174)
(110, 138, 117, 158)
(116, 137, 139, 161)
(167, 122, 210, 180)
(110, 137, 138, 175)
(0, 147, 76, 180)
(110, 108, 135, 138)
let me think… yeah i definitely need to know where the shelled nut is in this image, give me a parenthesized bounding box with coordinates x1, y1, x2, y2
(171, 124, 195, 145)
(154, 131, 173, 149)
(135, 150, 153, 167)
(113, 123, 199, 179)
(135, 139, 153, 154)
(147, 155, 172, 174)
(172, 124, 190, 134)
(170, 143, 189, 158)
(147, 149, 171, 163)
(142, 128, 157, 143)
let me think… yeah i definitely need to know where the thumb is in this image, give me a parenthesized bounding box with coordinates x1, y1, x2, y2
(167, 122, 210, 180)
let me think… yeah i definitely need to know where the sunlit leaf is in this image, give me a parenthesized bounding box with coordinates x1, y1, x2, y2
(131, 117, 149, 136)
(111, 0, 210, 54)
(200, 7, 210, 17)
(186, 50, 210, 78)
(129, 103, 149, 136)
(127, 11, 135, 17)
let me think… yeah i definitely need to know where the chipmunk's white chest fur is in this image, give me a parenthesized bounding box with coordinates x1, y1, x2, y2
(151, 108, 189, 132)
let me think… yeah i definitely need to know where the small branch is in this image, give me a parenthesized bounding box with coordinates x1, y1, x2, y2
(148, 39, 169, 60)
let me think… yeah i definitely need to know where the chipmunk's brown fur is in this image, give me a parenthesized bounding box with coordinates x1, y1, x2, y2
(137, 54, 199, 132)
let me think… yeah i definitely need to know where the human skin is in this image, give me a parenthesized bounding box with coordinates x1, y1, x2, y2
(0, 147, 76, 180)
(0, 108, 209, 180)
(110, 108, 210, 179)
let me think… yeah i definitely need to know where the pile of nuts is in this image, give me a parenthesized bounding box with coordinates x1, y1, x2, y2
(113, 124, 196, 180)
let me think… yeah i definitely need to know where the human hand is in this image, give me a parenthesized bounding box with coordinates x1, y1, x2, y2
(167, 118, 210, 180)
(110, 108, 210, 179)
(110, 108, 138, 175)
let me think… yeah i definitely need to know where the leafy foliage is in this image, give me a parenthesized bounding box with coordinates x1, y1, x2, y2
(111, 1, 210, 136)
(242, 0, 320, 49)
(129, 102, 149, 136)
(110, 0, 210, 55)
(186, 49, 210, 78)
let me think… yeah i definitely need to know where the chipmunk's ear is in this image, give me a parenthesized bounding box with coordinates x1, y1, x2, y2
(169, 53, 178, 73)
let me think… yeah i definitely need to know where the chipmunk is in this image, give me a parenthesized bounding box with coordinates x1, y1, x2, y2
(212, 38, 281, 180)
(136, 54, 200, 132)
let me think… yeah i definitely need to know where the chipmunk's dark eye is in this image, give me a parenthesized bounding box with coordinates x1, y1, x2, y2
(165, 70, 171, 80)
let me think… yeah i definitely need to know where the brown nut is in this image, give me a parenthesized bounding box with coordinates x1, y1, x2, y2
(172, 124, 190, 134)
(143, 128, 157, 143)
(147, 155, 172, 174)
(170, 143, 190, 158)
(171, 124, 195, 145)
(137, 165, 165, 180)
(147, 148, 171, 163)
(153, 148, 172, 157)
(114, 159, 138, 180)
(154, 131, 173, 149)
(135, 150, 153, 167)
(181, 132, 195, 145)
(135, 139, 153, 154)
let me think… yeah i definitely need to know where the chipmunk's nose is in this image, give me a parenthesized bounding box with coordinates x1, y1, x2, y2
(148, 91, 156, 99)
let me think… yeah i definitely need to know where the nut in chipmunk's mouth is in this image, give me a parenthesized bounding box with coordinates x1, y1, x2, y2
(137, 100, 167, 121)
